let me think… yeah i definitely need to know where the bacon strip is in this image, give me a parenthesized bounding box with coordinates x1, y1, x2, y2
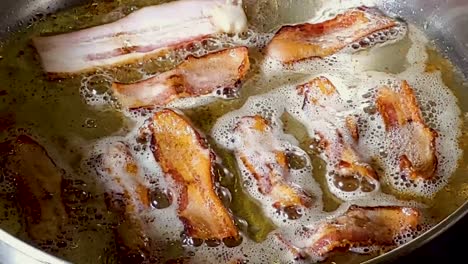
(317, 132, 378, 182)
(32, 0, 246, 76)
(266, 7, 399, 63)
(234, 115, 313, 212)
(5, 136, 67, 242)
(151, 109, 238, 240)
(376, 81, 438, 180)
(298, 77, 378, 182)
(100, 141, 151, 260)
(112, 47, 250, 109)
(304, 206, 420, 258)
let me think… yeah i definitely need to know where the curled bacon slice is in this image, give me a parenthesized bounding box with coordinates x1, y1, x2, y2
(266, 7, 400, 63)
(304, 206, 420, 258)
(100, 141, 151, 260)
(5, 136, 67, 242)
(234, 115, 313, 213)
(376, 81, 438, 180)
(32, 0, 246, 76)
(151, 109, 238, 240)
(112, 47, 250, 109)
(298, 77, 378, 183)
(317, 132, 378, 182)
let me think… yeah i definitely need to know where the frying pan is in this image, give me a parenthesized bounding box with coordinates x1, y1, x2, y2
(0, 0, 467, 263)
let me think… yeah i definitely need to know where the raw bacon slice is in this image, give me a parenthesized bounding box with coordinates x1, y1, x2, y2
(266, 7, 400, 63)
(376, 81, 438, 180)
(151, 109, 238, 240)
(5, 136, 67, 242)
(32, 0, 247, 76)
(112, 47, 250, 109)
(233, 115, 313, 213)
(100, 141, 151, 260)
(304, 206, 420, 258)
(298, 77, 378, 183)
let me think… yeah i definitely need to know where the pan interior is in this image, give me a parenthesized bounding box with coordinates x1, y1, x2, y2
(0, 0, 467, 263)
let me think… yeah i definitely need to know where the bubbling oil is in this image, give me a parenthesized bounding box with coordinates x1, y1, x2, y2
(0, 0, 466, 264)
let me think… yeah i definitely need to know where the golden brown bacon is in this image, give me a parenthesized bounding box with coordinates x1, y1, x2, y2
(113, 47, 250, 109)
(345, 116, 360, 142)
(376, 81, 438, 180)
(234, 115, 313, 212)
(305, 206, 420, 258)
(5, 136, 67, 242)
(151, 109, 238, 240)
(266, 7, 399, 63)
(100, 141, 151, 261)
(298, 77, 378, 182)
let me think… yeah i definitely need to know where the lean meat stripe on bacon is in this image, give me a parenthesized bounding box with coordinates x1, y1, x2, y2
(151, 109, 239, 241)
(233, 115, 313, 214)
(112, 47, 250, 109)
(376, 80, 438, 180)
(266, 7, 401, 63)
(32, 0, 247, 76)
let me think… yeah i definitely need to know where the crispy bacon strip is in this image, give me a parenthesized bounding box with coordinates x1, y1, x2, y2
(266, 7, 399, 63)
(233, 115, 313, 212)
(33, 0, 247, 76)
(5, 136, 67, 242)
(298, 77, 378, 182)
(112, 47, 250, 109)
(304, 206, 420, 258)
(151, 109, 238, 240)
(100, 141, 151, 260)
(376, 81, 438, 180)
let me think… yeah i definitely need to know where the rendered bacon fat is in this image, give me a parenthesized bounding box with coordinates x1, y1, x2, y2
(233, 115, 312, 212)
(376, 81, 438, 180)
(100, 141, 151, 260)
(304, 206, 420, 258)
(151, 109, 238, 240)
(298, 77, 378, 183)
(266, 7, 399, 63)
(5, 136, 67, 241)
(113, 47, 250, 109)
(33, 0, 247, 76)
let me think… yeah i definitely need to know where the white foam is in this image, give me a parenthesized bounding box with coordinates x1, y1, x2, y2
(74, 2, 461, 263)
(81, 118, 186, 252)
(207, 20, 460, 262)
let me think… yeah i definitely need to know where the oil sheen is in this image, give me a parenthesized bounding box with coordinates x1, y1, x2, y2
(0, 0, 466, 264)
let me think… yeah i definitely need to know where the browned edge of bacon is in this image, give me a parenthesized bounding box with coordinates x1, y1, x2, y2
(305, 206, 420, 258)
(4, 135, 68, 242)
(345, 115, 360, 142)
(151, 109, 239, 241)
(234, 115, 313, 215)
(297, 77, 378, 183)
(112, 47, 250, 109)
(376, 80, 438, 180)
(100, 141, 152, 261)
(265, 6, 399, 63)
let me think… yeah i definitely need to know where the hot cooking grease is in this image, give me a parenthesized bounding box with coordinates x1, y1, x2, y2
(0, 0, 467, 263)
